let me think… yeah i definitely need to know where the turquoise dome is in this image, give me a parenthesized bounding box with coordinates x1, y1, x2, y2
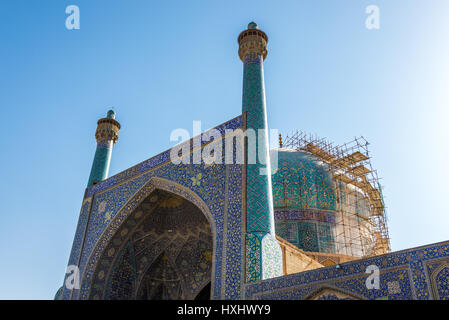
(271, 149, 336, 211)
(271, 149, 337, 253)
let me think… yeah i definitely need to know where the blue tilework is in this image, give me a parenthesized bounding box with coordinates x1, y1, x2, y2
(430, 264, 449, 299)
(223, 164, 244, 299)
(85, 116, 243, 197)
(63, 118, 246, 300)
(261, 234, 283, 280)
(245, 241, 449, 300)
(242, 53, 282, 282)
(88, 143, 113, 187)
(242, 58, 274, 234)
(271, 150, 336, 210)
(274, 208, 336, 224)
(61, 198, 91, 300)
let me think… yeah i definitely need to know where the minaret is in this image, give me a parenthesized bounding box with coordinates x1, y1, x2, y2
(238, 22, 283, 282)
(87, 110, 120, 187)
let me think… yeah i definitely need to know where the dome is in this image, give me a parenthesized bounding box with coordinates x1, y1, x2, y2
(271, 149, 336, 211)
(270, 148, 338, 254)
(270, 148, 380, 257)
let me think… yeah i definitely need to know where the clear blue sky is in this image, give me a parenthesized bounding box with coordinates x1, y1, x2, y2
(1, 0, 448, 299)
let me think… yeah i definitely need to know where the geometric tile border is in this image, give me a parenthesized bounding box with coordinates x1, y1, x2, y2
(245, 241, 449, 300)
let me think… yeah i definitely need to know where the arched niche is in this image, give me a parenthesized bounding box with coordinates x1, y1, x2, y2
(83, 178, 216, 300)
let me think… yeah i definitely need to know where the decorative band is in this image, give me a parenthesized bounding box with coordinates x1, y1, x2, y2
(97, 143, 112, 149)
(243, 53, 262, 65)
(274, 208, 336, 224)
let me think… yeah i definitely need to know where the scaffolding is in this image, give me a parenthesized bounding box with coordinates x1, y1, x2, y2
(282, 131, 390, 258)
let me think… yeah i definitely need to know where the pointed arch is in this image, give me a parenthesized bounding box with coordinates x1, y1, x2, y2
(430, 263, 449, 300)
(80, 177, 217, 300)
(305, 285, 366, 300)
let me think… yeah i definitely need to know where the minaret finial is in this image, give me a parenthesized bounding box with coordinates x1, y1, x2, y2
(106, 109, 116, 119)
(248, 21, 258, 29)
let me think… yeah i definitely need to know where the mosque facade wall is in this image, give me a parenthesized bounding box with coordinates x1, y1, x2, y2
(62, 115, 250, 300)
(245, 240, 449, 300)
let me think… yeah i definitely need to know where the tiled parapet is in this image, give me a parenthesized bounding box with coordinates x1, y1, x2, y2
(245, 240, 449, 300)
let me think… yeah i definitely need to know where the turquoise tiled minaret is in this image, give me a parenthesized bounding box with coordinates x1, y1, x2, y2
(87, 110, 120, 187)
(238, 22, 283, 282)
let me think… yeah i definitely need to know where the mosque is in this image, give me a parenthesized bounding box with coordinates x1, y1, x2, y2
(56, 22, 449, 300)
